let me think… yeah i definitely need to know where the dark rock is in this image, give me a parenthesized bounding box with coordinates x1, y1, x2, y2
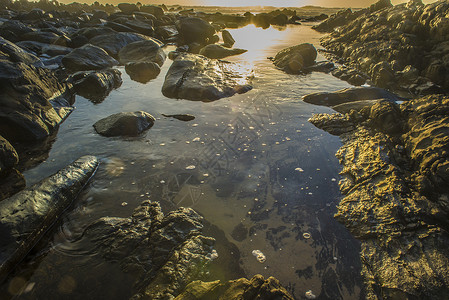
(117, 3, 139, 14)
(0, 20, 35, 43)
(176, 17, 216, 45)
(0, 169, 26, 202)
(309, 113, 355, 135)
(155, 25, 179, 42)
(162, 53, 253, 101)
(76, 27, 117, 40)
(20, 30, 67, 46)
(140, 5, 164, 17)
(221, 30, 235, 47)
(123, 19, 154, 36)
(70, 69, 122, 102)
(368, 100, 403, 134)
(0, 37, 42, 67)
(118, 38, 165, 65)
(0, 156, 99, 282)
(0, 61, 73, 141)
(93, 111, 155, 137)
(16, 41, 72, 57)
(162, 114, 195, 121)
(303, 61, 335, 73)
(273, 43, 317, 73)
(83, 200, 215, 299)
(230, 222, 247, 242)
(89, 32, 151, 58)
(198, 44, 247, 59)
(125, 61, 160, 83)
(271, 13, 288, 26)
(0, 136, 18, 176)
(174, 275, 294, 300)
(62, 44, 118, 72)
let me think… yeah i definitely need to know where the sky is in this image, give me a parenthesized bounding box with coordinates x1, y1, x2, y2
(60, 0, 437, 8)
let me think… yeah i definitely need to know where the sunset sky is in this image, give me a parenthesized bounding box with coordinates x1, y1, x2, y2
(63, 0, 437, 8)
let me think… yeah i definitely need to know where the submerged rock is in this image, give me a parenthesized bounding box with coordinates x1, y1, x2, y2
(125, 61, 161, 83)
(70, 69, 122, 102)
(198, 44, 247, 59)
(162, 53, 253, 101)
(174, 275, 294, 300)
(62, 44, 118, 72)
(0, 156, 99, 282)
(0, 136, 24, 201)
(93, 111, 155, 137)
(83, 200, 215, 299)
(118, 38, 165, 66)
(273, 43, 317, 73)
(308, 94, 449, 299)
(162, 114, 195, 121)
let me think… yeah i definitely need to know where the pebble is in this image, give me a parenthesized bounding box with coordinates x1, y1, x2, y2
(252, 250, 266, 263)
(185, 165, 196, 170)
(305, 290, 316, 299)
(303, 232, 311, 239)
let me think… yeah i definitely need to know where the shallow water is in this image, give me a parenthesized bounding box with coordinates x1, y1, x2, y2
(1, 24, 364, 299)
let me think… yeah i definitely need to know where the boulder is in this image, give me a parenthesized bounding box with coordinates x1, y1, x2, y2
(20, 31, 63, 45)
(93, 111, 155, 137)
(70, 69, 122, 102)
(0, 37, 42, 67)
(16, 41, 72, 57)
(0, 156, 99, 282)
(117, 3, 139, 14)
(221, 30, 235, 47)
(62, 44, 118, 72)
(0, 61, 73, 141)
(198, 44, 247, 59)
(125, 61, 161, 83)
(162, 53, 253, 101)
(118, 38, 165, 65)
(0, 20, 35, 43)
(140, 5, 164, 17)
(155, 25, 179, 42)
(174, 275, 294, 300)
(89, 32, 151, 58)
(273, 43, 317, 73)
(176, 17, 216, 45)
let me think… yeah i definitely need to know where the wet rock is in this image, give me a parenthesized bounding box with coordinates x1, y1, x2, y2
(0, 20, 35, 43)
(0, 60, 73, 141)
(140, 5, 164, 17)
(230, 222, 248, 242)
(273, 43, 317, 74)
(0, 37, 42, 67)
(0, 169, 26, 202)
(125, 61, 161, 83)
(308, 94, 449, 299)
(16, 41, 72, 57)
(176, 17, 216, 45)
(162, 114, 195, 121)
(83, 200, 215, 299)
(62, 44, 118, 72)
(162, 53, 253, 101)
(309, 113, 355, 135)
(118, 3, 139, 14)
(89, 32, 151, 58)
(93, 111, 155, 137)
(0, 136, 19, 176)
(174, 275, 294, 300)
(221, 30, 235, 47)
(155, 25, 179, 42)
(198, 44, 247, 59)
(20, 30, 65, 45)
(303, 61, 335, 73)
(70, 69, 122, 102)
(0, 156, 99, 282)
(118, 38, 165, 66)
(303, 87, 402, 108)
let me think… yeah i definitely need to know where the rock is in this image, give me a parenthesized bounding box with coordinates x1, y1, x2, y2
(83, 200, 215, 299)
(20, 30, 65, 45)
(0, 37, 42, 67)
(123, 19, 154, 36)
(273, 43, 317, 73)
(174, 275, 294, 300)
(62, 44, 118, 72)
(125, 61, 161, 83)
(140, 5, 164, 17)
(118, 38, 165, 65)
(198, 44, 247, 59)
(75, 27, 117, 40)
(0, 169, 26, 202)
(70, 69, 122, 102)
(308, 94, 449, 299)
(0, 20, 35, 43)
(176, 17, 216, 45)
(118, 3, 139, 14)
(162, 53, 253, 101)
(0, 156, 99, 282)
(89, 32, 151, 58)
(0, 60, 73, 141)
(303, 87, 402, 107)
(221, 30, 235, 47)
(0, 136, 19, 176)
(155, 25, 179, 42)
(309, 113, 355, 135)
(16, 41, 72, 57)
(162, 114, 195, 121)
(93, 111, 155, 137)
(303, 61, 335, 73)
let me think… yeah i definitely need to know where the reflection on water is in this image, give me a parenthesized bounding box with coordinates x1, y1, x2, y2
(0, 25, 363, 299)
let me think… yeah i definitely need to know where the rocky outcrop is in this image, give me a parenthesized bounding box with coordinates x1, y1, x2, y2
(308, 94, 449, 299)
(0, 60, 73, 141)
(62, 44, 118, 72)
(83, 200, 215, 299)
(0, 36, 42, 67)
(315, 0, 449, 94)
(93, 111, 155, 137)
(273, 43, 317, 74)
(0, 156, 99, 282)
(162, 53, 253, 101)
(69, 69, 122, 102)
(198, 44, 247, 59)
(174, 275, 294, 300)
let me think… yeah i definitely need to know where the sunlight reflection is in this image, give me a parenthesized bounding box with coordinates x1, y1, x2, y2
(105, 157, 125, 177)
